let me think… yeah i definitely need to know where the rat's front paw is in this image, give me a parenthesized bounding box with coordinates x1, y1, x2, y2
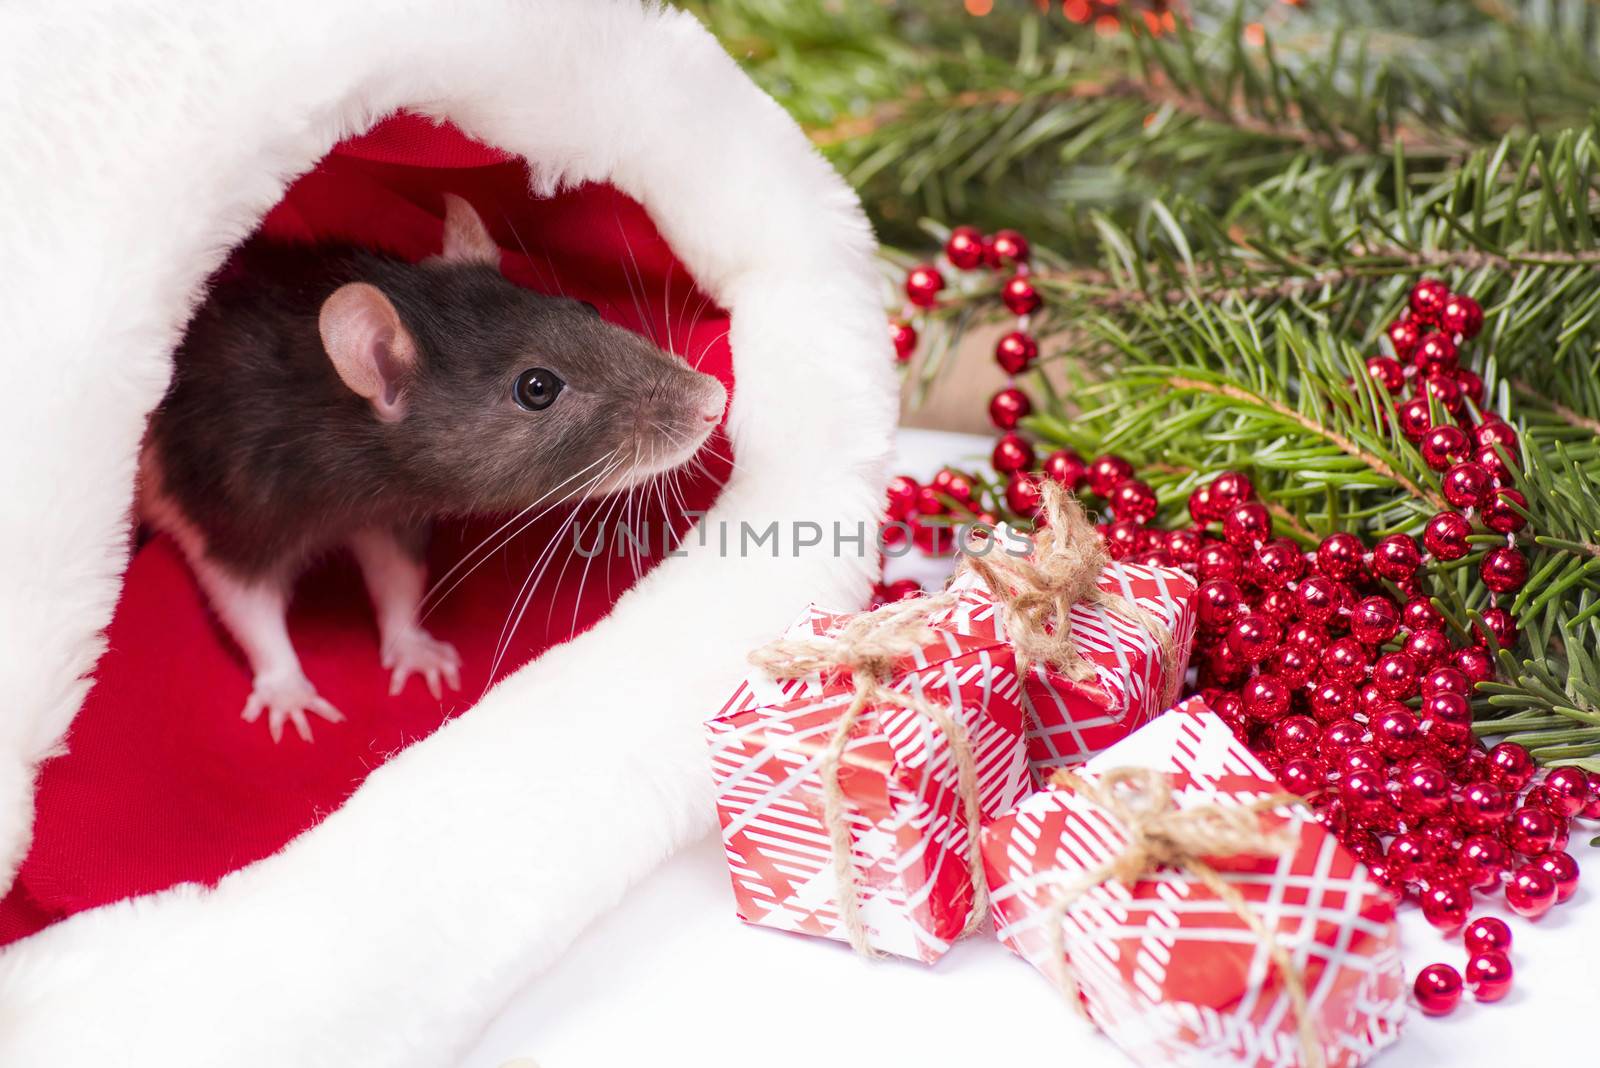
(382, 628, 462, 699)
(242, 671, 344, 743)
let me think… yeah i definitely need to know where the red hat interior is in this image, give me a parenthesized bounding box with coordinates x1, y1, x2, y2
(0, 113, 733, 945)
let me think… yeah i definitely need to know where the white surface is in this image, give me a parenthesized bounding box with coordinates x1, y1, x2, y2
(461, 428, 1599, 1068)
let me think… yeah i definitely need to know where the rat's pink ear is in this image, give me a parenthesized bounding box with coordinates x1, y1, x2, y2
(437, 193, 500, 267)
(318, 282, 418, 422)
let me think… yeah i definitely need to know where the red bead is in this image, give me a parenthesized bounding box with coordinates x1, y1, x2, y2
(1387, 317, 1422, 359)
(1266, 645, 1314, 688)
(994, 330, 1038, 374)
(1505, 865, 1558, 919)
(1422, 880, 1472, 932)
(1000, 274, 1041, 315)
(1420, 666, 1470, 698)
(1402, 597, 1445, 633)
(991, 432, 1035, 475)
(1310, 681, 1359, 724)
(1455, 367, 1485, 407)
(1196, 579, 1245, 631)
(1409, 278, 1452, 324)
(1405, 628, 1455, 671)
(1464, 916, 1512, 955)
(1296, 574, 1342, 624)
(944, 226, 986, 270)
(1249, 538, 1305, 589)
(1459, 836, 1510, 891)
(1099, 519, 1145, 561)
(1318, 638, 1366, 686)
(1342, 828, 1385, 864)
(1480, 547, 1529, 594)
(1542, 766, 1593, 819)
(1242, 673, 1292, 721)
(1004, 472, 1042, 516)
(1398, 765, 1452, 820)
(1314, 532, 1364, 580)
(1413, 333, 1459, 375)
(1474, 420, 1519, 452)
(1042, 448, 1088, 489)
(1474, 442, 1516, 485)
(1222, 502, 1271, 547)
(1453, 744, 1491, 784)
(1372, 652, 1420, 699)
(1341, 767, 1388, 808)
(1422, 690, 1472, 728)
(1464, 950, 1514, 1001)
(1271, 714, 1319, 756)
(1536, 850, 1580, 902)
(916, 483, 947, 516)
(1486, 742, 1534, 792)
(1196, 542, 1242, 582)
(1422, 511, 1473, 561)
(911, 519, 955, 555)
(1227, 615, 1281, 664)
(1584, 772, 1600, 819)
(1507, 805, 1559, 856)
(884, 578, 923, 602)
(1456, 782, 1510, 832)
(1365, 355, 1406, 393)
(1208, 470, 1254, 506)
(1455, 645, 1496, 683)
(889, 319, 918, 363)
(1284, 621, 1328, 653)
(1419, 425, 1470, 471)
(987, 387, 1032, 430)
(1374, 708, 1422, 760)
(989, 229, 1030, 267)
(1187, 483, 1221, 524)
(1371, 534, 1422, 581)
(1440, 293, 1484, 338)
(886, 475, 920, 520)
(1481, 488, 1528, 534)
(944, 473, 977, 505)
(1108, 479, 1159, 524)
(1319, 719, 1365, 760)
(1475, 607, 1518, 650)
(1414, 963, 1463, 1016)
(1396, 397, 1434, 441)
(1423, 373, 1465, 413)
(1085, 455, 1134, 496)
(905, 264, 945, 308)
(1278, 756, 1326, 798)
(1442, 461, 1493, 509)
(1256, 588, 1298, 621)
(1348, 595, 1399, 646)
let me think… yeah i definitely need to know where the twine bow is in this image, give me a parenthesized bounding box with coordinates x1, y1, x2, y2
(748, 593, 985, 957)
(960, 481, 1182, 708)
(1042, 767, 1323, 1068)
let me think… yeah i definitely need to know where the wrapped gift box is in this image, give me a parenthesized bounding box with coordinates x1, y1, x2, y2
(982, 696, 1406, 1067)
(707, 590, 1032, 962)
(950, 558, 1197, 784)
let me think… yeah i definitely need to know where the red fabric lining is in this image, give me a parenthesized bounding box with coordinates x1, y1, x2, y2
(0, 116, 733, 945)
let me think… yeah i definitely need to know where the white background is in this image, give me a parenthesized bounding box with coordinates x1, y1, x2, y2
(461, 430, 1598, 1068)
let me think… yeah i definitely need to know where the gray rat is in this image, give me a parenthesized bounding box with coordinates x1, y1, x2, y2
(138, 195, 727, 742)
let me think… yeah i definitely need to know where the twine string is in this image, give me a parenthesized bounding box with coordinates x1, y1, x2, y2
(1040, 767, 1324, 1068)
(959, 482, 1183, 708)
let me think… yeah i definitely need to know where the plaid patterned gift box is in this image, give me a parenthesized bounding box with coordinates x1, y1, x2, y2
(707, 591, 1032, 963)
(982, 696, 1406, 1068)
(950, 550, 1198, 785)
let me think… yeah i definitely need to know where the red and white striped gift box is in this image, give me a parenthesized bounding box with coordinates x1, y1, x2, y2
(982, 696, 1405, 1068)
(951, 558, 1198, 785)
(707, 591, 1033, 962)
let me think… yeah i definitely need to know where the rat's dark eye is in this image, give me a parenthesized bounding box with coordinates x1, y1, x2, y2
(514, 368, 564, 411)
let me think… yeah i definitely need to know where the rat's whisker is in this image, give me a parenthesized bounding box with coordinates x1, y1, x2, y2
(484, 454, 624, 686)
(421, 452, 615, 618)
(563, 474, 632, 640)
(613, 212, 660, 346)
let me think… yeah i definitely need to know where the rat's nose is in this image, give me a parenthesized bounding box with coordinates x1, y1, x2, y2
(699, 379, 728, 425)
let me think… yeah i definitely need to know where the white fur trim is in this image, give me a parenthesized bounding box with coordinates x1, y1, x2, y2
(0, 1, 893, 1063)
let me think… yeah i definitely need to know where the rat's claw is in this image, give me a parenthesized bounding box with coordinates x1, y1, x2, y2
(383, 628, 462, 700)
(242, 672, 342, 744)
